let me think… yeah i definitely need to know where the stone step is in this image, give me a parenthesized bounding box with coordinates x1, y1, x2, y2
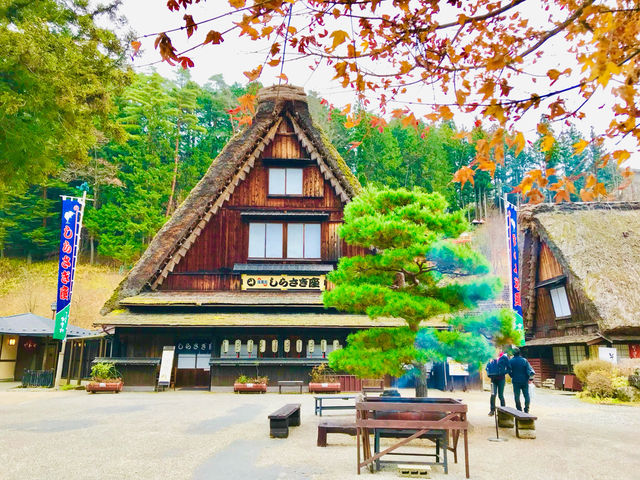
(397, 464, 431, 478)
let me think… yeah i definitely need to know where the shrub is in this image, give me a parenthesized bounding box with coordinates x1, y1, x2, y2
(310, 364, 337, 382)
(585, 370, 614, 398)
(90, 362, 121, 382)
(573, 359, 613, 383)
(616, 358, 640, 377)
(614, 386, 640, 402)
(235, 375, 268, 384)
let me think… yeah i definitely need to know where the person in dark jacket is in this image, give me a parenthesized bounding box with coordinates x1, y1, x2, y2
(485, 351, 510, 416)
(509, 347, 535, 413)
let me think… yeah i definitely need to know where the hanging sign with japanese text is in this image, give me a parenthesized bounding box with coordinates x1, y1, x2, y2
(241, 274, 325, 291)
(53, 196, 86, 340)
(506, 201, 525, 346)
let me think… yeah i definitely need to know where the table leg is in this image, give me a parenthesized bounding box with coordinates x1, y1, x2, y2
(443, 431, 448, 474)
(357, 426, 361, 474)
(464, 429, 469, 479)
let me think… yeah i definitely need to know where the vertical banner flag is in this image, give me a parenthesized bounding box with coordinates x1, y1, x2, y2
(506, 200, 525, 346)
(53, 195, 86, 340)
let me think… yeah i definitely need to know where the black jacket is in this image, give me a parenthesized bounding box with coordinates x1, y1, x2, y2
(509, 356, 535, 384)
(486, 355, 510, 380)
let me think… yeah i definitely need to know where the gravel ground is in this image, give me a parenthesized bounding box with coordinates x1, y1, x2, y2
(0, 384, 638, 480)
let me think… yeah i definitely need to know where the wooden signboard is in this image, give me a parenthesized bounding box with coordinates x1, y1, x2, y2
(241, 274, 325, 291)
(158, 346, 175, 387)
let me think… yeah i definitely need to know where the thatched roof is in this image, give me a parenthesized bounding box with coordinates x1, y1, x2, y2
(102, 85, 360, 314)
(520, 202, 640, 334)
(96, 311, 414, 328)
(119, 291, 323, 307)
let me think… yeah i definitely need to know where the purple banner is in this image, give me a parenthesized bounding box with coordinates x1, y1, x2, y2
(53, 196, 85, 340)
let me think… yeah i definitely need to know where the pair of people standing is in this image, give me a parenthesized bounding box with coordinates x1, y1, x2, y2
(486, 347, 535, 414)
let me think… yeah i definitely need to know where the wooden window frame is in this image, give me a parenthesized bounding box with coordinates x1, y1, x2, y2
(248, 222, 322, 260)
(549, 284, 572, 319)
(286, 223, 321, 260)
(267, 167, 304, 197)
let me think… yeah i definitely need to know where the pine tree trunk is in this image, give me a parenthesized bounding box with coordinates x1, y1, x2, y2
(166, 121, 181, 217)
(414, 362, 429, 397)
(90, 234, 95, 265)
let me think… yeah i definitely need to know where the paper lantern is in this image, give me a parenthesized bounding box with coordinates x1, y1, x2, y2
(296, 339, 303, 353)
(308, 339, 315, 353)
(247, 339, 254, 353)
(333, 340, 340, 350)
(234, 339, 241, 353)
(259, 339, 266, 353)
(272, 339, 278, 353)
(222, 339, 229, 354)
(321, 339, 327, 353)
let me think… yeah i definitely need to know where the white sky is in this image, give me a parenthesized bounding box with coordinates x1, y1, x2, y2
(117, 1, 639, 168)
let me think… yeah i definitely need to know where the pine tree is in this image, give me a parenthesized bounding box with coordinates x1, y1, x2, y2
(324, 186, 519, 396)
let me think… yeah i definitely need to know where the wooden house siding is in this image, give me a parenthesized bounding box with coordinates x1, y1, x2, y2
(531, 241, 598, 339)
(159, 120, 365, 291)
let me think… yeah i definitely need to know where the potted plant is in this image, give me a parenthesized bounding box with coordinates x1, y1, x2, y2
(308, 364, 341, 393)
(86, 362, 124, 394)
(233, 374, 268, 393)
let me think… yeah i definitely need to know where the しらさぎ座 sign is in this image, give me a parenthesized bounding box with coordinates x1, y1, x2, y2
(241, 274, 325, 291)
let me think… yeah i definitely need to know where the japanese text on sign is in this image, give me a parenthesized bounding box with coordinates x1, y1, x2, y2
(241, 274, 325, 291)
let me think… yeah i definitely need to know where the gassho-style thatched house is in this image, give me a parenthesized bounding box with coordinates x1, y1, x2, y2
(95, 85, 408, 389)
(519, 202, 640, 389)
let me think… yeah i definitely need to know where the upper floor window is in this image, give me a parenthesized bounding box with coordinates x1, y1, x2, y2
(248, 222, 321, 259)
(552, 346, 568, 365)
(268, 168, 303, 195)
(549, 285, 571, 318)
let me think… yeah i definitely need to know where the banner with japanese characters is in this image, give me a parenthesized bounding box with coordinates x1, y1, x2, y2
(241, 274, 325, 291)
(506, 201, 525, 346)
(53, 196, 85, 340)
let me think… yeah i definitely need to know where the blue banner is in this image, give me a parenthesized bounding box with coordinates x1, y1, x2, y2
(53, 196, 85, 340)
(506, 202, 525, 345)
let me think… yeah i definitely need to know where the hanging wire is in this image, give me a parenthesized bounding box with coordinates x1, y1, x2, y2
(278, 3, 294, 86)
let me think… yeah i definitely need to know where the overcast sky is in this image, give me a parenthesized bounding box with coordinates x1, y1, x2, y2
(117, 1, 638, 168)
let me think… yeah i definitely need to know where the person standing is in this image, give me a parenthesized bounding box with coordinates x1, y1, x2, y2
(509, 347, 535, 413)
(486, 351, 510, 416)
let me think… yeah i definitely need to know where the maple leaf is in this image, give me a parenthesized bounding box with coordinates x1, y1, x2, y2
(540, 134, 554, 153)
(243, 65, 263, 82)
(514, 132, 526, 157)
(237, 93, 256, 114)
(370, 116, 388, 133)
(268, 58, 281, 67)
(553, 189, 571, 203)
(348, 141, 362, 152)
(131, 40, 141, 54)
(329, 30, 349, 50)
(229, 0, 246, 8)
(573, 139, 589, 155)
(184, 15, 197, 38)
(276, 73, 289, 83)
(580, 188, 594, 202)
(453, 166, 474, 188)
(204, 30, 224, 45)
(613, 150, 630, 165)
(237, 115, 253, 126)
(178, 56, 194, 69)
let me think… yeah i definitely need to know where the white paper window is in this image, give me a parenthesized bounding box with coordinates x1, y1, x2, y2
(286, 223, 321, 259)
(268, 168, 303, 195)
(304, 224, 321, 258)
(268, 168, 286, 195)
(569, 345, 586, 364)
(196, 353, 210, 369)
(552, 346, 568, 365)
(287, 224, 304, 258)
(177, 353, 196, 369)
(249, 223, 283, 258)
(550, 286, 571, 318)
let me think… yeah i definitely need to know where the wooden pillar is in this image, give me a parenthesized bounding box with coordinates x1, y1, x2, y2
(41, 337, 49, 370)
(76, 340, 85, 385)
(66, 339, 75, 384)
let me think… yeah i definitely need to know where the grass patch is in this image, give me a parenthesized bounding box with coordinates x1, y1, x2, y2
(577, 394, 640, 407)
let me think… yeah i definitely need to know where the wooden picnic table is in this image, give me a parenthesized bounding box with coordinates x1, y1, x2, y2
(356, 397, 469, 478)
(314, 394, 358, 416)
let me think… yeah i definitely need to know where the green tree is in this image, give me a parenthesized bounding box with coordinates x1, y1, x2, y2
(324, 186, 510, 396)
(0, 0, 130, 193)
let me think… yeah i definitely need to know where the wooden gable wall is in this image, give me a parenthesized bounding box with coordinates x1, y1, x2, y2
(531, 241, 598, 338)
(160, 118, 365, 291)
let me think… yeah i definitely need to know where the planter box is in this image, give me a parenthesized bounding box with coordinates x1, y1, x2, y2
(234, 382, 267, 393)
(86, 381, 123, 394)
(309, 382, 341, 393)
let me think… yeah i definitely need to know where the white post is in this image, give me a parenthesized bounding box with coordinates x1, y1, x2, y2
(54, 339, 66, 389)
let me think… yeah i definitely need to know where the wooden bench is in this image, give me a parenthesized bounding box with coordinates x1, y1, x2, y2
(278, 380, 304, 394)
(496, 406, 537, 439)
(268, 403, 301, 438)
(317, 420, 357, 446)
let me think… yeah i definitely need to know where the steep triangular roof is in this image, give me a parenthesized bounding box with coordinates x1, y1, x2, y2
(102, 85, 360, 313)
(520, 202, 640, 334)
